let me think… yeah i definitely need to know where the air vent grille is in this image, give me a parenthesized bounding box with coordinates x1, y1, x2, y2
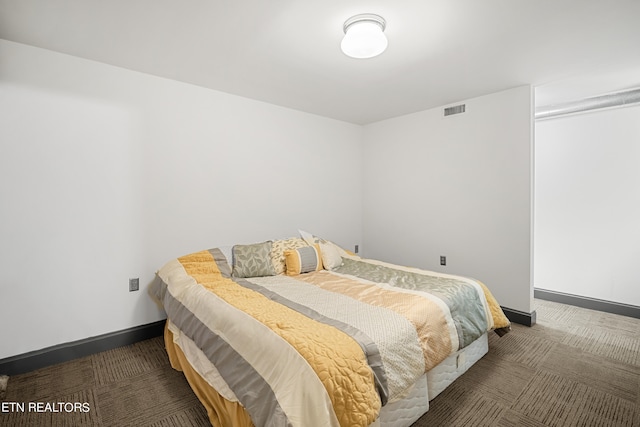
(444, 104, 466, 116)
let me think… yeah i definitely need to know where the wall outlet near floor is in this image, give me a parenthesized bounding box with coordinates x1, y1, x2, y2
(129, 278, 140, 292)
(354, 244, 359, 254)
(440, 256, 447, 266)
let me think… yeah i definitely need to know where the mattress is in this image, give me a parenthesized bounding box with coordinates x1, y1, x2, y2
(427, 332, 489, 400)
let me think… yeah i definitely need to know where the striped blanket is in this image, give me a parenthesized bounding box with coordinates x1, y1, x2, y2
(151, 248, 510, 427)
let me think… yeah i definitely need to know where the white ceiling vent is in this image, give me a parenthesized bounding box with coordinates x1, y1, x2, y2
(444, 104, 466, 116)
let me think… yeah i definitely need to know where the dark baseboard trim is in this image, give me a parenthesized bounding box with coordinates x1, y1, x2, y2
(0, 319, 166, 376)
(11, 292, 632, 375)
(501, 306, 537, 326)
(535, 288, 640, 319)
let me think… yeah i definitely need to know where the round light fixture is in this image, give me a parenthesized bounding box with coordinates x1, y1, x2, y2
(341, 14, 388, 59)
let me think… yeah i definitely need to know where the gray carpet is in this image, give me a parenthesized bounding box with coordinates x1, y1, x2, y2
(414, 299, 639, 426)
(2, 299, 638, 426)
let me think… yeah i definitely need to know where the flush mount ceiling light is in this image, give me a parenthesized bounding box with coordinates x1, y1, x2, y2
(341, 13, 388, 59)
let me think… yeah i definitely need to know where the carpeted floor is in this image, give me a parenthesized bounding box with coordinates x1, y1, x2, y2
(1, 299, 639, 426)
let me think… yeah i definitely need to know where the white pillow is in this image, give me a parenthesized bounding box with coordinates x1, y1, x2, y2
(299, 229, 354, 260)
(319, 242, 343, 270)
(298, 229, 316, 246)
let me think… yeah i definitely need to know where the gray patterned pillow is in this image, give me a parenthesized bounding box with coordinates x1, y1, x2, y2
(232, 241, 276, 278)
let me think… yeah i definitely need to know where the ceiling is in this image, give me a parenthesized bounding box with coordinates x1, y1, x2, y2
(1, 0, 639, 124)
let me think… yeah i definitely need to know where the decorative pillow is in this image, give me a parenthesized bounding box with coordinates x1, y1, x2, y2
(232, 241, 276, 278)
(284, 245, 323, 276)
(299, 229, 322, 246)
(298, 229, 356, 259)
(319, 241, 343, 270)
(270, 237, 309, 275)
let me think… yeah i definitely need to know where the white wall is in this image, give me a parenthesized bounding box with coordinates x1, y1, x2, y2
(0, 40, 537, 360)
(362, 86, 534, 314)
(0, 40, 363, 359)
(535, 105, 640, 306)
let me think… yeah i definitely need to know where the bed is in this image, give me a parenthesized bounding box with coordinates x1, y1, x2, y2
(150, 231, 511, 427)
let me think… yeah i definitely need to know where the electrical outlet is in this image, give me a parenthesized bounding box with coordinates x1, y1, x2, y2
(129, 278, 139, 292)
(354, 244, 359, 254)
(440, 256, 446, 266)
